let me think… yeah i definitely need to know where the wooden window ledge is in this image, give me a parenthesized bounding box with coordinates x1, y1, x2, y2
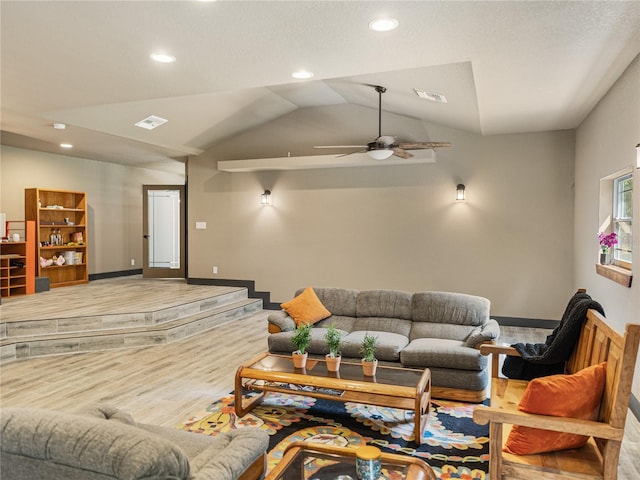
(595, 263, 633, 287)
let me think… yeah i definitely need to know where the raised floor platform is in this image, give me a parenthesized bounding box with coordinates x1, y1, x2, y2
(0, 276, 262, 364)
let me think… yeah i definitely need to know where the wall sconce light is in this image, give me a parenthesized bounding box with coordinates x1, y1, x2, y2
(456, 184, 466, 201)
(260, 189, 271, 206)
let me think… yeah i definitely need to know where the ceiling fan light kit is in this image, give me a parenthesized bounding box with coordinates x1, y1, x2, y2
(367, 149, 394, 160)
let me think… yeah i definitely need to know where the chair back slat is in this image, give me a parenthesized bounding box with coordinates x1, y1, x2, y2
(567, 310, 639, 428)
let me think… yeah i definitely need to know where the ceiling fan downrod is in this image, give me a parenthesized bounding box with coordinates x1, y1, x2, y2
(375, 85, 386, 141)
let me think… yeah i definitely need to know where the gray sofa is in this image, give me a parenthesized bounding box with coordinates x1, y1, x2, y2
(0, 403, 269, 480)
(268, 288, 500, 402)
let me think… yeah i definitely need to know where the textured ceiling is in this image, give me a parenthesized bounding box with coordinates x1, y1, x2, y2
(1, 1, 639, 173)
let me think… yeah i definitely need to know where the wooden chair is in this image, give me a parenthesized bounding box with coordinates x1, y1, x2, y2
(473, 307, 640, 479)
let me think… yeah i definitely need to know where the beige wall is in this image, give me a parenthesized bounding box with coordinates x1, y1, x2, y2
(188, 121, 576, 320)
(574, 54, 640, 398)
(0, 146, 185, 274)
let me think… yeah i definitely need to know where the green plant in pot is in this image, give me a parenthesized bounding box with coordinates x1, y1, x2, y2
(360, 332, 378, 376)
(324, 323, 343, 372)
(291, 322, 312, 369)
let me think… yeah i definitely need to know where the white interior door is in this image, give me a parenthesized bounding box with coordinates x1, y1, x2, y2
(142, 185, 185, 278)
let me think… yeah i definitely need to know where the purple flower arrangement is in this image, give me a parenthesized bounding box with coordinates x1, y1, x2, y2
(598, 232, 618, 253)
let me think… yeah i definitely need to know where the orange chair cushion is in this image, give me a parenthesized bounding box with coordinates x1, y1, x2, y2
(281, 287, 331, 326)
(504, 362, 607, 455)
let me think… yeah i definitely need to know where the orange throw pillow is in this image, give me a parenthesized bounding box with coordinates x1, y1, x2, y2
(504, 362, 607, 455)
(281, 287, 331, 326)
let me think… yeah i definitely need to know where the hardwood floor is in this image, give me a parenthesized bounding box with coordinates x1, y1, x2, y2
(1, 279, 638, 477)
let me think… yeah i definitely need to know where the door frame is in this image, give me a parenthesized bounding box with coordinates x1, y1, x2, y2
(142, 185, 186, 279)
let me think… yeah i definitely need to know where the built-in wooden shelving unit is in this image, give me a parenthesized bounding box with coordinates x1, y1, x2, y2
(1, 221, 35, 298)
(25, 188, 89, 288)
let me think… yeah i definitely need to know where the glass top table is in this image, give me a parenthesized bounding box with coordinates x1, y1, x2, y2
(234, 352, 431, 445)
(264, 441, 436, 480)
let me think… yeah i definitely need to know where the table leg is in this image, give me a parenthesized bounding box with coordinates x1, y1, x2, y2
(414, 369, 432, 445)
(234, 365, 267, 416)
(414, 391, 431, 445)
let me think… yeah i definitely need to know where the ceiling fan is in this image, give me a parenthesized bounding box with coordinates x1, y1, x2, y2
(314, 85, 451, 160)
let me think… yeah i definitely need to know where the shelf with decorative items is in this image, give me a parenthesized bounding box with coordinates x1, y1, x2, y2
(0, 220, 35, 299)
(25, 188, 88, 288)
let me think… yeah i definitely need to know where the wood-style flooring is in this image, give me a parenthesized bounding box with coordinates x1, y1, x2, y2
(0, 278, 638, 478)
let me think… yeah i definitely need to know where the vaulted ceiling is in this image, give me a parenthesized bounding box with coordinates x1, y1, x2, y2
(1, 1, 639, 173)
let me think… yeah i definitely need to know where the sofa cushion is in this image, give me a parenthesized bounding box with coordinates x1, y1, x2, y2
(315, 315, 357, 333)
(400, 338, 487, 370)
(356, 290, 413, 319)
(340, 330, 409, 362)
(409, 322, 478, 342)
(351, 317, 412, 337)
(281, 287, 331, 326)
(74, 403, 136, 426)
(268, 327, 350, 356)
(412, 292, 490, 326)
(1, 407, 190, 480)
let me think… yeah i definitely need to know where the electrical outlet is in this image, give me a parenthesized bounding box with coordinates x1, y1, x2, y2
(131, 259, 135, 266)
(213, 266, 218, 274)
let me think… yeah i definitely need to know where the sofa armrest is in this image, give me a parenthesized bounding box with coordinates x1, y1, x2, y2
(190, 429, 270, 480)
(268, 311, 296, 333)
(463, 319, 501, 348)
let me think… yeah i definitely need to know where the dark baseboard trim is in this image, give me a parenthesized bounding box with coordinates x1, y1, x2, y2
(630, 393, 640, 422)
(187, 277, 279, 310)
(89, 269, 142, 281)
(493, 316, 560, 329)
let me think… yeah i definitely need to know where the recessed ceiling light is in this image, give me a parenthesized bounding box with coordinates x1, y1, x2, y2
(150, 53, 176, 64)
(414, 89, 448, 103)
(291, 70, 314, 80)
(60, 143, 73, 149)
(369, 18, 399, 32)
(135, 115, 168, 130)
(53, 123, 66, 130)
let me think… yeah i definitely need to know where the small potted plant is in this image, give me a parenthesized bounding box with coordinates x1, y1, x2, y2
(598, 232, 617, 264)
(324, 323, 343, 372)
(291, 322, 312, 369)
(360, 333, 378, 376)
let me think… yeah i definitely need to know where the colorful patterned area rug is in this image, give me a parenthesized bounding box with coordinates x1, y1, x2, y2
(177, 392, 489, 479)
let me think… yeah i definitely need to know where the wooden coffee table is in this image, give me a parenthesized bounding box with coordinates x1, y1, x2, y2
(265, 441, 437, 480)
(234, 352, 431, 445)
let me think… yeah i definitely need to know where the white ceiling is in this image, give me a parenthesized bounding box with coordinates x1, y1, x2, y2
(1, 1, 639, 173)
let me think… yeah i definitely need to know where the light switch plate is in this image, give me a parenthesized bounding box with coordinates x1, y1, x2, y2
(195, 221, 207, 229)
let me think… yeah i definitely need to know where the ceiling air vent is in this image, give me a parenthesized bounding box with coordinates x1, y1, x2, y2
(134, 115, 168, 130)
(413, 89, 448, 104)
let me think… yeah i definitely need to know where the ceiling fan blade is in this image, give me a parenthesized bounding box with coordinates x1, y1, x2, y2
(314, 145, 368, 149)
(336, 149, 368, 158)
(392, 148, 414, 159)
(397, 141, 452, 150)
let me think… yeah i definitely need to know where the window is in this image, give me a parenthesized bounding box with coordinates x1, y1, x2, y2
(613, 173, 632, 266)
(597, 168, 633, 287)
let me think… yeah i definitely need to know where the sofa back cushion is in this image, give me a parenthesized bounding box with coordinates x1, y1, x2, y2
(412, 292, 489, 325)
(1, 407, 190, 480)
(356, 290, 413, 319)
(410, 292, 490, 340)
(298, 287, 358, 317)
